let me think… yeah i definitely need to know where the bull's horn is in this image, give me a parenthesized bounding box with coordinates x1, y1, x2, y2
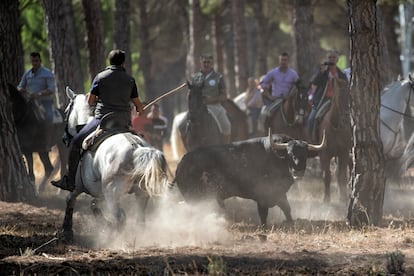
(269, 129, 289, 150)
(308, 130, 326, 151)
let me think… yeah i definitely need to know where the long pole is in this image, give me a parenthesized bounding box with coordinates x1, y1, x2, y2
(143, 83, 187, 111)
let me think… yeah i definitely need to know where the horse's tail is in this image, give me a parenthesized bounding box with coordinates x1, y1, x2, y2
(170, 112, 187, 161)
(132, 147, 169, 197)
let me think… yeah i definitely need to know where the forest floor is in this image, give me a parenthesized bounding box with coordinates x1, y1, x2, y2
(1, 144, 414, 275)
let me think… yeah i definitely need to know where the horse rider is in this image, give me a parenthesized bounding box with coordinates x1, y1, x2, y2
(52, 49, 145, 192)
(17, 52, 56, 124)
(306, 49, 348, 141)
(260, 52, 300, 117)
(191, 54, 231, 144)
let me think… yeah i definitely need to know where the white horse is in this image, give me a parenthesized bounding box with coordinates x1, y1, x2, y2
(61, 87, 169, 243)
(380, 76, 414, 161)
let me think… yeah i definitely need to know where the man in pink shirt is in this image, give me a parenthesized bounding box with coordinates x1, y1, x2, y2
(261, 52, 299, 105)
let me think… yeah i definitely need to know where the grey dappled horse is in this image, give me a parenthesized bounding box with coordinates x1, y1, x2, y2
(60, 87, 169, 243)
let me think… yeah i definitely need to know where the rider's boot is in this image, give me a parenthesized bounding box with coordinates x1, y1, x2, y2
(51, 146, 80, 192)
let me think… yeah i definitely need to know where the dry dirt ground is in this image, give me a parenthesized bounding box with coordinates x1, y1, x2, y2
(1, 144, 414, 275)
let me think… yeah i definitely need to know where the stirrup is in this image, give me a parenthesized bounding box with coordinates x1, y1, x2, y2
(51, 176, 75, 192)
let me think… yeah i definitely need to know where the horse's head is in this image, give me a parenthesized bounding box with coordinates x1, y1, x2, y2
(7, 84, 28, 124)
(7, 83, 46, 125)
(65, 87, 92, 137)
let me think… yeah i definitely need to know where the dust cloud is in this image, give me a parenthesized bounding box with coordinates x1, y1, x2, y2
(80, 190, 232, 250)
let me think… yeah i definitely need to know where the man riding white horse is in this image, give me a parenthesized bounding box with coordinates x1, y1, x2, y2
(52, 49, 145, 191)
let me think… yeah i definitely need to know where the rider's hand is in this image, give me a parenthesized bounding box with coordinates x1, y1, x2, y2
(136, 105, 145, 117)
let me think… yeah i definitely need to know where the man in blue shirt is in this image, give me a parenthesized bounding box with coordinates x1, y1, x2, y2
(17, 52, 56, 123)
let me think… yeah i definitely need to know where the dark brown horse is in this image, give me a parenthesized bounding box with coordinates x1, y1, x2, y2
(8, 84, 68, 193)
(264, 84, 310, 140)
(316, 78, 352, 202)
(170, 87, 249, 160)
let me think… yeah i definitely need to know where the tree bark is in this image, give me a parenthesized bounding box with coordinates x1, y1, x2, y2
(222, 2, 236, 98)
(378, 3, 401, 79)
(291, 0, 317, 86)
(0, 0, 36, 201)
(137, 0, 155, 100)
(231, 0, 248, 93)
(347, 0, 385, 227)
(114, 0, 132, 73)
(43, 0, 84, 106)
(186, 0, 203, 80)
(3, 0, 24, 86)
(82, 0, 105, 82)
(248, 0, 270, 76)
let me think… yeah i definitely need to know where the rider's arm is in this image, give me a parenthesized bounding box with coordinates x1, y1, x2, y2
(132, 97, 144, 116)
(87, 93, 97, 106)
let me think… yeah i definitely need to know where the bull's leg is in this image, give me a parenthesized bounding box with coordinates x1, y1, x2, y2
(277, 194, 293, 222)
(257, 203, 269, 226)
(61, 190, 81, 243)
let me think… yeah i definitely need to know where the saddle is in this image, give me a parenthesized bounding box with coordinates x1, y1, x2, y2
(82, 112, 136, 152)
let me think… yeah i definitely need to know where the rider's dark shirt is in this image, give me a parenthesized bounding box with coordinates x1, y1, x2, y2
(90, 65, 138, 120)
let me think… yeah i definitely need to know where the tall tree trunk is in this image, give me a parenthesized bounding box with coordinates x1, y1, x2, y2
(231, 0, 248, 93)
(137, 0, 155, 100)
(82, 0, 105, 83)
(222, 2, 236, 98)
(212, 12, 225, 77)
(347, 0, 385, 227)
(3, 0, 24, 85)
(43, 0, 84, 106)
(186, 0, 203, 80)
(249, 0, 269, 76)
(0, 0, 35, 201)
(379, 3, 401, 79)
(291, 0, 317, 86)
(114, 0, 132, 73)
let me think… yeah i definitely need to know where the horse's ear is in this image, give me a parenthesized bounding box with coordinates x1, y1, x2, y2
(66, 86, 76, 100)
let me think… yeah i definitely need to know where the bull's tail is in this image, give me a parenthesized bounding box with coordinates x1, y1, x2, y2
(170, 112, 187, 161)
(131, 147, 169, 197)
